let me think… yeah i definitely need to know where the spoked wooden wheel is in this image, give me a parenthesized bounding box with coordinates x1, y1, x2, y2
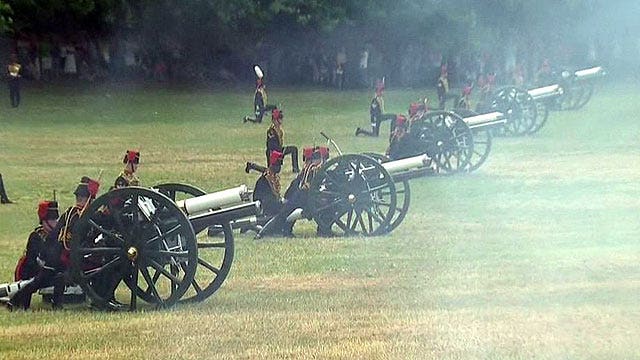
(309, 154, 397, 237)
(490, 86, 537, 136)
(153, 183, 235, 303)
(70, 187, 198, 311)
(561, 81, 594, 110)
(361, 152, 411, 233)
(466, 128, 492, 172)
(410, 110, 473, 174)
(529, 101, 550, 134)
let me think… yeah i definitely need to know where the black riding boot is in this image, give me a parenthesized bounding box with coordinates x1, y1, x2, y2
(0, 173, 12, 204)
(245, 162, 267, 174)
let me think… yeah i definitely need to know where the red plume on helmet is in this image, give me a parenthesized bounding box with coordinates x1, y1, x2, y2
(271, 108, 283, 124)
(74, 177, 101, 199)
(38, 201, 59, 221)
(123, 150, 140, 164)
(375, 79, 385, 95)
(440, 63, 448, 76)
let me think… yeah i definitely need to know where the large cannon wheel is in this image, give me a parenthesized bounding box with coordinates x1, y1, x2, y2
(70, 187, 198, 311)
(410, 110, 473, 174)
(361, 152, 411, 233)
(309, 154, 397, 237)
(467, 128, 492, 172)
(490, 86, 537, 136)
(153, 183, 235, 303)
(529, 101, 550, 134)
(561, 81, 595, 110)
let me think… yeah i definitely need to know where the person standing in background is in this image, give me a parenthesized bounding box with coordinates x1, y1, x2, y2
(7, 53, 21, 108)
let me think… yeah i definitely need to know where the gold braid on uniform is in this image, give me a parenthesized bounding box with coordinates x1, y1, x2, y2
(8, 63, 20, 77)
(60, 203, 90, 250)
(377, 95, 385, 113)
(299, 163, 322, 191)
(120, 170, 140, 186)
(268, 124, 284, 148)
(265, 170, 281, 197)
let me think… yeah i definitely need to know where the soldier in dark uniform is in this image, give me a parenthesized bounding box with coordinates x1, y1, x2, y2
(245, 150, 284, 218)
(455, 85, 473, 113)
(0, 173, 13, 203)
(355, 80, 396, 137)
(437, 64, 456, 109)
(14, 201, 59, 284)
(7, 53, 21, 108)
(266, 108, 300, 173)
(257, 146, 329, 238)
(117, 150, 140, 187)
(244, 77, 277, 124)
(7, 177, 99, 310)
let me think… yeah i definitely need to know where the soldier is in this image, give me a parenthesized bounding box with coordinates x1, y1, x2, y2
(118, 150, 140, 187)
(355, 79, 396, 137)
(0, 173, 13, 204)
(13, 201, 59, 284)
(7, 177, 99, 310)
(266, 108, 300, 173)
(245, 150, 284, 218)
(437, 64, 455, 109)
(386, 115, 411, 160)
(257, 146, 330, 238)
(455, 85, 473, 111)
(244, 66, 277, 124)
(7, 53, 21, 108)
(535, 58, 554, 86)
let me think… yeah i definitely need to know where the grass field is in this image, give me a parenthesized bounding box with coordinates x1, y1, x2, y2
(0, 81, 639, 359)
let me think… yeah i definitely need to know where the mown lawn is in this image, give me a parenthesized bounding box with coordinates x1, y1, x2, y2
(0, 81, 638, 359)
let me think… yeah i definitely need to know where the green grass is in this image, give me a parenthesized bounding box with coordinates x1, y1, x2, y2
(0, 81, 639, 359)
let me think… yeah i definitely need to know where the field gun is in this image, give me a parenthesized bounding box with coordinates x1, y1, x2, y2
(480, 66, 605, 136)
(389, 110, 506, 174)
(66, 184, 260, 311)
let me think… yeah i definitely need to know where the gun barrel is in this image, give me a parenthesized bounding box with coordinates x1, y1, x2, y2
(528, 85, 563, 100)
(190, 201, 261, 233)
(176, 185, 249, 216)
(382, 154, 431, 175)
(463, 111, 506, 129)
(574, 66, 605, 80)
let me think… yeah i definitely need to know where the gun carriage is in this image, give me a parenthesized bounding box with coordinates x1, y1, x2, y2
(389, 110, 506, 174)
(65, 184, 259, 311)
(479, 66, 605, 136)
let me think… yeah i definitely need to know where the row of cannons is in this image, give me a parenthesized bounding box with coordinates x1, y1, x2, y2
(1, 67, 605, 311)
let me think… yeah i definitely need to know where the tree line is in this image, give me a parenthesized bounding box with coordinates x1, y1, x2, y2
(0, 0, 631, 85)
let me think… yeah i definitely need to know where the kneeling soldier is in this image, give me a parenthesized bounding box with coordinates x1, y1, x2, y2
(7, 201, 59, 310)
(257, 146, 329, 238)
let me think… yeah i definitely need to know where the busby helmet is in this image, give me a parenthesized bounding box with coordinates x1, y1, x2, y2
(123, 150, 140, 164)
(375, 79, 385, 95)
(395, 115, 407, 128)
(440, 63, 448, 76)
(74, 176, 100, 199)
(271, 108, 283, 124)
(303, 146, 330, 163)
(114, 176, 129, 188)
(37, 201, 59, 222)
(462, 85, 472, 96)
